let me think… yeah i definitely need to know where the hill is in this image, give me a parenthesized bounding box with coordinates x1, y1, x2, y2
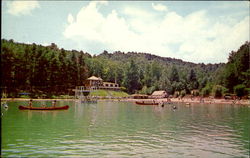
(1, 39, 248, 98)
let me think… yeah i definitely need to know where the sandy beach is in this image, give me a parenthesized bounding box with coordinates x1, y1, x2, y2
(1, 97, 249, 105)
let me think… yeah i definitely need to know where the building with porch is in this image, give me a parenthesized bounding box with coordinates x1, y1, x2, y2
(84, 76, 120, 91)
(84, 76, 103, 89)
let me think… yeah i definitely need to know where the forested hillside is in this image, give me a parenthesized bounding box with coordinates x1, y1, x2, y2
(1, 39, 249, 98)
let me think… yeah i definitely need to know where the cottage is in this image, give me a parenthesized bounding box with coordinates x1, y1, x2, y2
(150, 90, 168, 99)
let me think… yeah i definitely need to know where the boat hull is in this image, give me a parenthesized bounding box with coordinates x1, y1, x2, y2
(135, 101, 159, 105)
(19, 105, 69, 110)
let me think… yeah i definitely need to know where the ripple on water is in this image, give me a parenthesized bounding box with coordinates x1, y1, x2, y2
(2, 102, 249, 157)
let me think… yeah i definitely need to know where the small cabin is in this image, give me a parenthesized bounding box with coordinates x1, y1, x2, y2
(150, 90, 168, 99)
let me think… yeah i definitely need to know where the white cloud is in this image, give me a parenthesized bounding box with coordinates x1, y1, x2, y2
(152, 3, 168, 12)
(214, 1, 249, 10)
(67, 14, 74, 24)
(7, 0, 39, 16)
(124, 6, 154, 18)
(63, 2, 249, 64)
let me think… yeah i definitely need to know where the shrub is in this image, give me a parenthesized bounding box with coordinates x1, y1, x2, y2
(245, 88, 250, 95)
(140, 86, 148, 94)
(180, 90, 186, 97)
(120, 87, 126, 92)
(234, 84, 246, 97)
(174, 91, 180, 98)
(20, 95, 30, 98)
(148, 86, 156, 95)
(212, 85, 228, 98)
(201, 86, 211, 97)
(191, 90, 199, 96)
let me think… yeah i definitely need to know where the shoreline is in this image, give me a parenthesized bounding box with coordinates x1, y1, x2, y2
(1, 97, 249, 105)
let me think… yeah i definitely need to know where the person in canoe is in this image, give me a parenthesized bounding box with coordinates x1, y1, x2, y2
(29, 99, 33, 108)
(52, 100, 57, 107)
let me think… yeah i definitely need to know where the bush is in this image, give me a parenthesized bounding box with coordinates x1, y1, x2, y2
(212, 85, 228, 98)
(20, 95, 30, 98)
(140, 86, 148, 94)
(148, 86, 156, 95)
(245, 88, 250, 95)
(120, 87, 126, 92)
(191, 90, 199, 96)
(180, 90, 186, 97)
(174, 91, 180, 98)
(234, 84, 246, 97)
(201, 86, 211, 97)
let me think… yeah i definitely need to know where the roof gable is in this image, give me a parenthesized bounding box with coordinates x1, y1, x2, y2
(152, 90, 166, 96)
(87, 76, 103, 81)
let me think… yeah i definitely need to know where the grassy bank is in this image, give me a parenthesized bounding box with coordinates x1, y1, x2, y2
(1, 90, 129, 99)
(89, 90, 129, 97)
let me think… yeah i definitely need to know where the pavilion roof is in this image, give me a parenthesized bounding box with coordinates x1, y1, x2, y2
(86, 76, 103, 81)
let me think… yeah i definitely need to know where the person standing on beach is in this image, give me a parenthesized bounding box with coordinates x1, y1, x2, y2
(52, 100, 56, 107)
(29, 99, 33, 108)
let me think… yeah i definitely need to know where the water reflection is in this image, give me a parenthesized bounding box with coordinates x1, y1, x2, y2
(2, 101, 249, 157)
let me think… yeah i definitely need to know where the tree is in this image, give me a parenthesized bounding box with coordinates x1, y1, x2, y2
(212, 85, 228, 98)
(234, 84, 246, 98)
(187, 69, 199, 90)
(123, 60, 141, 94)
(169, 65, 179, 82)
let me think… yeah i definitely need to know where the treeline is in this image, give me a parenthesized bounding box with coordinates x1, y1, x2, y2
(88, 50, 223, 96)
(213, 41, 250, 98)
(1, 39, 89, 97)
(1, 39, 249, 98)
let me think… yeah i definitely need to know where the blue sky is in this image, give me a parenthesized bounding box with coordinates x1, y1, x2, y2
(2, 1, 249, 64)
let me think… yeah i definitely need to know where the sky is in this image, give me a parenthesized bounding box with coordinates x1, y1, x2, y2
(2, 1, 249, 64)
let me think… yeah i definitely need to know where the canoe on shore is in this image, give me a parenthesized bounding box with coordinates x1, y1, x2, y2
(19, 105, 69, 110)
(135, 101, 159, 105)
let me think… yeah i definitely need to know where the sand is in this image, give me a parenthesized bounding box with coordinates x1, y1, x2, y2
(1, 97, 249, 105)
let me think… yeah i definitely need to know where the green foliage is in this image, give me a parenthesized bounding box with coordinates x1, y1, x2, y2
(140, 86, 148, 94)
(120, 87, 126, 92)
(234, 84, 246, 97)
(2, 39, 248, 98)
(219, 41, 250, 92)
(191, 90, 199, 96)
(245, 88, 250, 95)
(1, 39, 89, 97)
(212, 85, 228, 98)
(174, 91, 180, 98)
(169, 65, 179, 82)
(201, 83, 213, 97)
(123, 59, 141, 94)
(180, 90, 186, 97)
(20, 95, 30, 98)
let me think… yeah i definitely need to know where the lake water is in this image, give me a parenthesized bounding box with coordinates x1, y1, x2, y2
(1, 101, 250, 157)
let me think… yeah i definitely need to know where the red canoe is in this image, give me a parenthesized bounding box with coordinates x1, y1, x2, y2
(19, 105, 69, 110)
(135, 101, 159, 105)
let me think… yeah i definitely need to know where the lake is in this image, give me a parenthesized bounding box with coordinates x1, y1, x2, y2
(1, 101, 249, 157)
